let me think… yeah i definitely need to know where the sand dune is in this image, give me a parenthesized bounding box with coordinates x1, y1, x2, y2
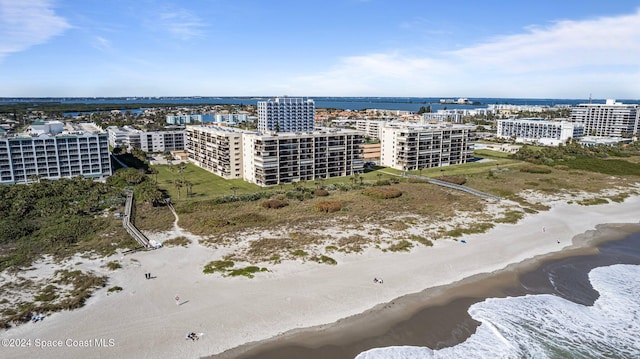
(3, 194, 640, 359)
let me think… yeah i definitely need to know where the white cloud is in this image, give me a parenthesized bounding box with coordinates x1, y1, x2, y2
(92, 36, 111, 52)
(284, 9, 640, 97)
(0, 0, 71, 61)
(156, 7, 206, 41)
(450, 9, 640, 73)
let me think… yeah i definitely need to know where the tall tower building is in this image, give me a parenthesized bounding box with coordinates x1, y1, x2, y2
(257, 97, 315, 133)
(571, 99, 639, 137)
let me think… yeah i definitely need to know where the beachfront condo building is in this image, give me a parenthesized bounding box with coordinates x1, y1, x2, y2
(186, 126, 244, 179)
(242, 129, 364, 186)
(257, 97, 315, 133)
(570, 99, 639, 138)
(496, 118, 584, 146)
(380, 123, 475, 171)
(108, 126, 186, 152)
(0, 121, 111, 184)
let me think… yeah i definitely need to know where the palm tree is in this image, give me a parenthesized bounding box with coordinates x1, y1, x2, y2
(184, 180, 193, 197)
(175, 180, 183, 200)
(148, 167, 159, 184)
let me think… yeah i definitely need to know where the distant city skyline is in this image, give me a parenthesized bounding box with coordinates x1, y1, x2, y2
(0, 0, 639, 99)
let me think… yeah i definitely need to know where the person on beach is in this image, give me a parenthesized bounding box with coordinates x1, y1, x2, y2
(175, 295, 180, 306)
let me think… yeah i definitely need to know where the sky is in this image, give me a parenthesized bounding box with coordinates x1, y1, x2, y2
(0, 0, 639, 99)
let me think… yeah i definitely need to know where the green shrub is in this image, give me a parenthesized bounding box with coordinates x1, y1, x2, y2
(227, 266, 267, 278)
(108, 286, 123, 293)
(313, 255, 337, 265)
(162, 236, 191, 247)
(409, 234, 433, 246)
(291, 249, 308, 257)
(325, 245, 338, 252)
(106, 261, 121, 270)
(34, 285, 58, 302)
(577, 197, 609, 206)
(520, 166, 552, 174)
(436, 175, 467, 185)
(203, 260, 234, 274)
(388, 239, 413, 252)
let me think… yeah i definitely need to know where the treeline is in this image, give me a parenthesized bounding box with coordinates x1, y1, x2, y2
(511, 140, 640, 176)
(0, 102, 215, 114)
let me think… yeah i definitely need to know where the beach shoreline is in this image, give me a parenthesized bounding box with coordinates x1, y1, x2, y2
(211, 222, 640, 359)
(2, 195, 640, 359)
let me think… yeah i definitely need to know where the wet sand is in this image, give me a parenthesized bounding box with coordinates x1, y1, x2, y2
(212, 223, 640, 359)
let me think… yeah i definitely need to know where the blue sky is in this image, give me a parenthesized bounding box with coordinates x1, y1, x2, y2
(1, 0, 639, 98)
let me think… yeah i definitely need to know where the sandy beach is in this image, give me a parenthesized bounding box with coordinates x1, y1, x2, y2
(2, 193, 640, 359)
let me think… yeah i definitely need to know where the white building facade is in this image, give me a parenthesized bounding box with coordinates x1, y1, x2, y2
(214, 113, 248, 126)
(354, 120, 385, 139)
(257, 97, 315, 133)
(108, 127, 186, 152)
(570, 99, 639, 137)
(186, 126, 244, 179)
(496, 118, 584, 146)
(380, 123, 475, 171)
(243, 129, 364, 186)
(0, 122, 111, 184)
(166, 114, 214, 125)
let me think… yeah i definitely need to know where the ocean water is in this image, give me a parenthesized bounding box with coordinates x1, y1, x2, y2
(355, 263, 640, 359)
(5, 96, 638, 112)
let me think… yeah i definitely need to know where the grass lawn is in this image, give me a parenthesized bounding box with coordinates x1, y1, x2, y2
(152, 163, 261, 201)
(473, 149, 513, 158)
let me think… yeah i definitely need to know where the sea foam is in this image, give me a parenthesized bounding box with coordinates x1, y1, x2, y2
(355, 264, 640, 359)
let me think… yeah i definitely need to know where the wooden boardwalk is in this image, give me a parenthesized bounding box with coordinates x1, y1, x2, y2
(122, 191, 152, 251)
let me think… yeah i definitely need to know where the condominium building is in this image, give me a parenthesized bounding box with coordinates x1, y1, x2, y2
(354, 120, 385, 139)
(186, 126, 244, 179)
(214, 113, 248, 126)
(570, 99, 639, 137)
(108, 126, 186, 152)
(257, 97, 315, 133)
(496, 118, 584, 146)
(166, 114, 214, 125)
(0, 121, 111, 184)
(380, 123, 475, 171)
(242, 129, 364, 186)
(422, 111, 463, 124)
(139, 130, 186, 152)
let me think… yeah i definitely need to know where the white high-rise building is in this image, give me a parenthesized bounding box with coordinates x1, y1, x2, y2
(186, 126, 244, 179)
(0, 121, 111, 184)
(380, 123, 475, 171)
(570, 99, 639, 137)
(257, 97, 315, 133)
(243, 129, 364, 186)
(496, 118, 584, 146)
(108, 126, 186, 152)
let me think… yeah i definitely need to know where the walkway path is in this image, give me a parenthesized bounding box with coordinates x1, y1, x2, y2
(380, 171, 501, 201)
(122, 191, 152, 251)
